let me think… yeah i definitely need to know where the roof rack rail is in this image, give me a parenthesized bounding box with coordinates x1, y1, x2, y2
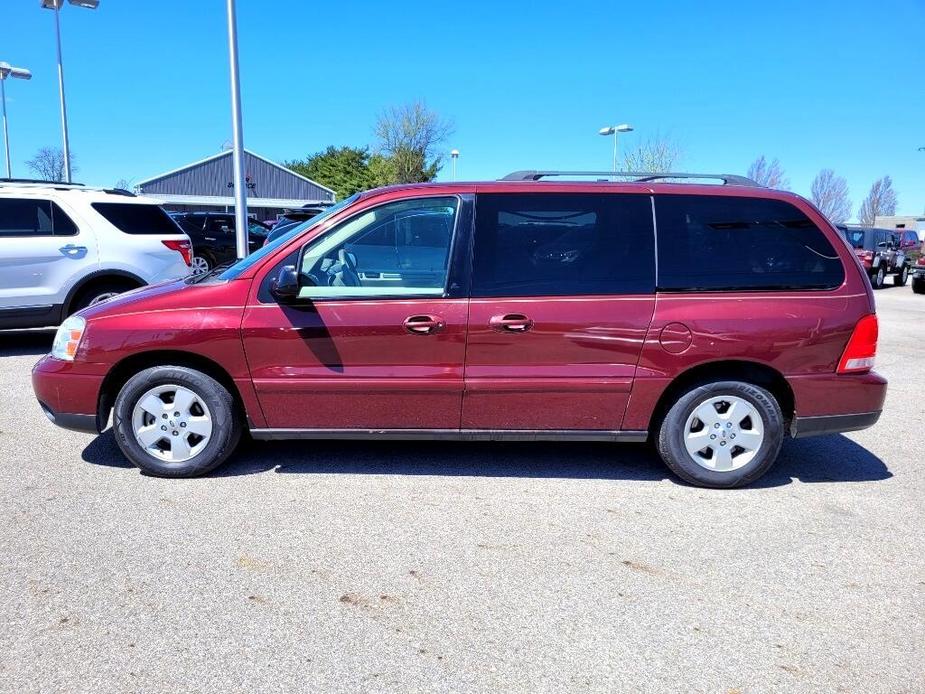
(500, 170, 760, 186)
(0, 177, 85, 187)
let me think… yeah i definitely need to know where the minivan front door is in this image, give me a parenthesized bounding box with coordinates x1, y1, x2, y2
(241, 195, 470, 432)
(462, 192, 656, 432)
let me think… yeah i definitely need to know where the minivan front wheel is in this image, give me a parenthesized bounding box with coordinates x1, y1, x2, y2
(113, 366, 241, 477)
(657, 381, 784, 488)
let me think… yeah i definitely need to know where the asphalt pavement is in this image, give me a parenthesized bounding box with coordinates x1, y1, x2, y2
(1, 285, 922, 693)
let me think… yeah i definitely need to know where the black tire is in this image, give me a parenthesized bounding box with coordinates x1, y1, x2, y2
(913, 278, 925, 295)
(871, 266, 886, 289)
(113, 366, 241, 477)
(656, 381, 784, 489)
(70, 280, 137, 314)
(894, 265, 909, 287)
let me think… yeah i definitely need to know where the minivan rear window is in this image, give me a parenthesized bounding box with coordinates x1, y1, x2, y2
(92, 202, 182, 235)
(655, 195, 845, 291)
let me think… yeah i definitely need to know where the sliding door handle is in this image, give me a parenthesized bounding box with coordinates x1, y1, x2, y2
(403, 315, 445, 335)
(489, 314, 533, 333)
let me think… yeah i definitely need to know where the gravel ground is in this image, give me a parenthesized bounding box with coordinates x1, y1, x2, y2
(0, 285, 922, 694)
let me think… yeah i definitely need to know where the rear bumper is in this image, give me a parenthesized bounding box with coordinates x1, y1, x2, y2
(791, 410, 882, 439)
(32, 355, 107, 434)
(787, 371, 887, 438)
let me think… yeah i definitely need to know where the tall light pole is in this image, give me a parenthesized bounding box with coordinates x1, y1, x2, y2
(41, 0, 99, 183)
(0, 62, 32, 179)
(598, 123, 633, 173)
(226, 0, 249, 259)
(450, 149, 459, 181)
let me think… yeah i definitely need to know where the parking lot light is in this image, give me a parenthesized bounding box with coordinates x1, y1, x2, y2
(599, 123, 633, 173)
(450, 149, 460, 181)
(0, 61, 32, 178)
(40, 0, 100, 183)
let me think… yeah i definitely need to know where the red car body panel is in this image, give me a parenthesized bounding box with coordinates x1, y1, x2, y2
(32, 181, 886, 443)
(240, 298, 468, 429)
(463, 296, 654, 430)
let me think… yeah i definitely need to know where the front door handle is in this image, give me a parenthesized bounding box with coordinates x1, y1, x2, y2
(489, 313, 534, 333)
(59, 244, 87, 256)
(403, 314, 445, 335)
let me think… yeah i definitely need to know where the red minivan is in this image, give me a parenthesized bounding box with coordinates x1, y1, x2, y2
(32, 172, 887, 488)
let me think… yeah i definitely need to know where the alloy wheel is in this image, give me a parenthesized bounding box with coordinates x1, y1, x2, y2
(191, 256, 211, 276)
(683, 395, 765, 472)
(131, 384, 213, 462)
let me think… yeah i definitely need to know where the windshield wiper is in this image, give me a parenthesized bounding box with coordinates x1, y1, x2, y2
(188, 261, 235, 284)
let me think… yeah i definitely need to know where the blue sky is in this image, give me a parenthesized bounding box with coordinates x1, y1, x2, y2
(2, 0, 923, 219)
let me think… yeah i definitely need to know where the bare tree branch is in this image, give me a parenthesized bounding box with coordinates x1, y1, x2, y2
(25, 147, 77, 181)
(857, 176, 898, 226)
(374, 101, 454, 183)
(747, 156, 789, 190)
(810, 169, 851, 224)
(620, 134, 683, 173)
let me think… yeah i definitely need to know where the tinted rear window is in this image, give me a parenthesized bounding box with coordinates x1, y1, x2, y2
(92, 202, 182, 235)
(655, 195, 844, 291)
(472, 193, 655, 297)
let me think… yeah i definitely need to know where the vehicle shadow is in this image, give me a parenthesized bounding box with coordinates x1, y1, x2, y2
(82, 429, 891, 487)
(0, 330, 54, 358)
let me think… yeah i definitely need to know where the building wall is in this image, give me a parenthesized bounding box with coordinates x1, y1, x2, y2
(875, 215, 925, 232)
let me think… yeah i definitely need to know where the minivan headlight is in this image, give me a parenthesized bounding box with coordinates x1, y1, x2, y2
(51, 316, 86, 361)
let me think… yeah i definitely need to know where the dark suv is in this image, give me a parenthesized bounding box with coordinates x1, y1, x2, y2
(171, 212, 270, 275)
(839, 226, 911, 289)
(33, 171, 887, 488)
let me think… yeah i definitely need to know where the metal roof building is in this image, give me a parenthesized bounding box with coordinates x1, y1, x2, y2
(136, 149, 336, 221)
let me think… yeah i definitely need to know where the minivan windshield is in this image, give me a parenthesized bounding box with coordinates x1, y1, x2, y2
(215, 193, 361, 280)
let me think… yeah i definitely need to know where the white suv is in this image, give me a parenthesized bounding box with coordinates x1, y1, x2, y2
(0, 181, 192, 329)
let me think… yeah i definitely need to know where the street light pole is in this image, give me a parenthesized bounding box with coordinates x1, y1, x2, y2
(226, 0, 249, 259)
(0, 62, 32, 178)
(450, 149, 459, 181)
(598, 123, 633, 173)
(41, 0, 100, 183)
(52, 4, 71, 182)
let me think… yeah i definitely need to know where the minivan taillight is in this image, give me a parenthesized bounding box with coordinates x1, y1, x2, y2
(162, 239, 192, 267)
(837, 314, 878, 374)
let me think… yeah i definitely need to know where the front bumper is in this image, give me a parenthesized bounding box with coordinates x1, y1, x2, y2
(912, 267, 925, 279)
(32, 355, 108, 434)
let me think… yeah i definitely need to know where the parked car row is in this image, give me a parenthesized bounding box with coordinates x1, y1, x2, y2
(837, 225, 920, 289)
(0, 179, 192, 330)
(169, 212, 270, 275)
(31, 171, 888, 489)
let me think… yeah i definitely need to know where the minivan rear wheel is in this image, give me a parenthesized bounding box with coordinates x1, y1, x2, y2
(657, 381, 784, 488)
(113, 366, 241, 477)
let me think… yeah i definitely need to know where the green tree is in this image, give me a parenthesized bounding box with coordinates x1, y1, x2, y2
(374, 101, 454, 183)
(284, 146, 375, 200)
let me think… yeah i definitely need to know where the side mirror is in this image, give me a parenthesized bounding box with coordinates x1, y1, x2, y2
(270, 264, 300, 302)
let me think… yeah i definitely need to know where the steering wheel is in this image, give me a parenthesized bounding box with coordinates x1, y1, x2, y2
(326, 248, 361, 286)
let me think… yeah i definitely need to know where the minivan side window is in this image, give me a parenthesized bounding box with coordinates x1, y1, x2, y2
(0, 198, 78, 237)
(471, 193, 655, 297)
(297, 196, 458, 298)
(655, 195, 845, 292)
